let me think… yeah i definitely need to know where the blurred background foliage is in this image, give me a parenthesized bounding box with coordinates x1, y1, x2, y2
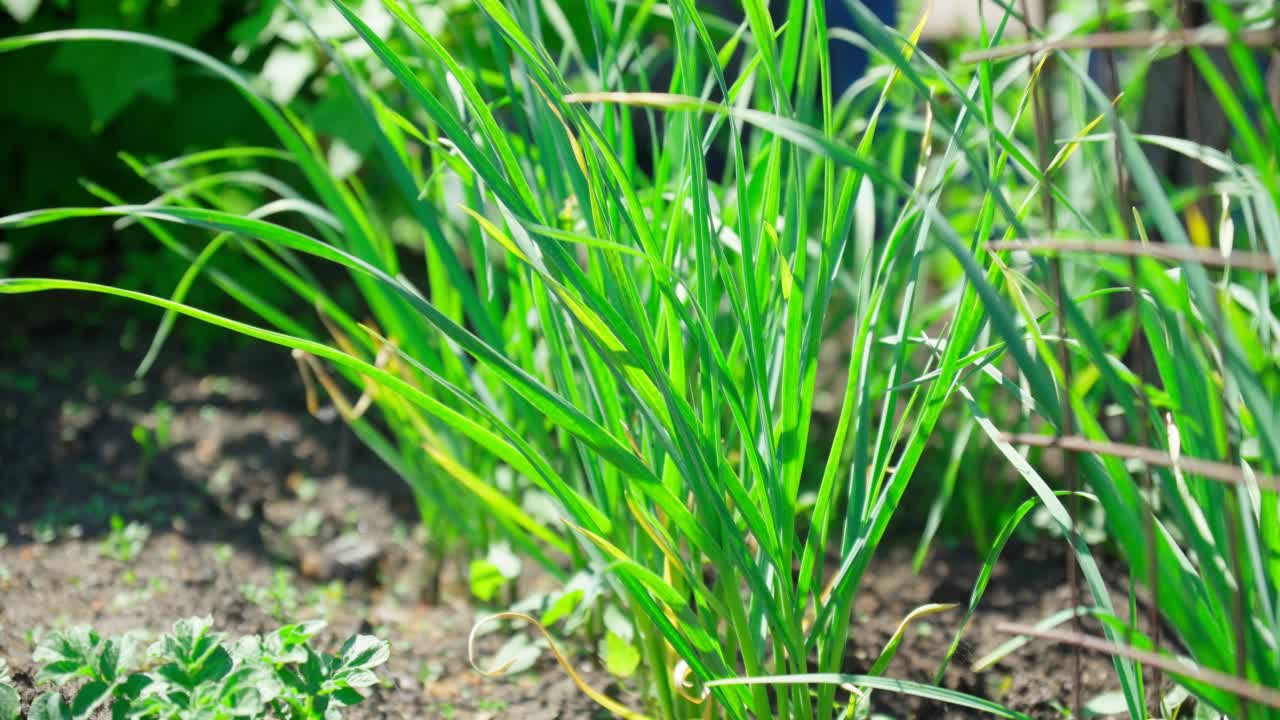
(0, 0, 466, 357)
(4, 0, 267, 310)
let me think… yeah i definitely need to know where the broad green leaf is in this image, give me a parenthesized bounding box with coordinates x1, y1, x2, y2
(68, 680, 108, 720)
(332, 686, 364, 706)
(602, 632, 641, 678)
(28, 693, 70, 720)
(0, 682, 19, 720)
(539, 590, 584, 628)
(35, 627, 99, 685)
(340, 670, 379, 689)
(338, 635, 390, 671)
(469, 559, 507, 602)
(50, 43, 175, 128)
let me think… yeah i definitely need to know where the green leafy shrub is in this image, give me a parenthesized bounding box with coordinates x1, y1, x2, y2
(20, 617, 387, 720)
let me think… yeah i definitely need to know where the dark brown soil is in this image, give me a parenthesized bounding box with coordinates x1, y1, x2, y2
(1, 306, 1147, 719)
(845, 543, 1138, 718)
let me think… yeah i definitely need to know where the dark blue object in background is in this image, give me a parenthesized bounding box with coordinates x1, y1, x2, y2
(635, 0, 898, 179)
(827, 0, 897, 96)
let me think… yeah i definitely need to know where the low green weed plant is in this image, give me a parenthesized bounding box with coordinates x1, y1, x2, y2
(18, 617, 387, 720)
(99, 515, 151, 564)
(241, 569, 302, 623)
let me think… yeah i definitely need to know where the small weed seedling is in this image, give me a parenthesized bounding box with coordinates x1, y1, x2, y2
(241, 569, 301, 622)
(130, 423, 155, 488)
(21, 616, 387, 720)
(99, 515, 151, 563)
(213, 544, 233, 565)
(130, 403, 172, 489)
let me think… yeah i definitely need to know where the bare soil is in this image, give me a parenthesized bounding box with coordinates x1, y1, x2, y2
(1, 305, 1147, 719)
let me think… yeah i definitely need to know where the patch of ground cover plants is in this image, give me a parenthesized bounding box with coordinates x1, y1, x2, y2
(3, 0, 1279, 718)
(0, 618, 388, 720)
